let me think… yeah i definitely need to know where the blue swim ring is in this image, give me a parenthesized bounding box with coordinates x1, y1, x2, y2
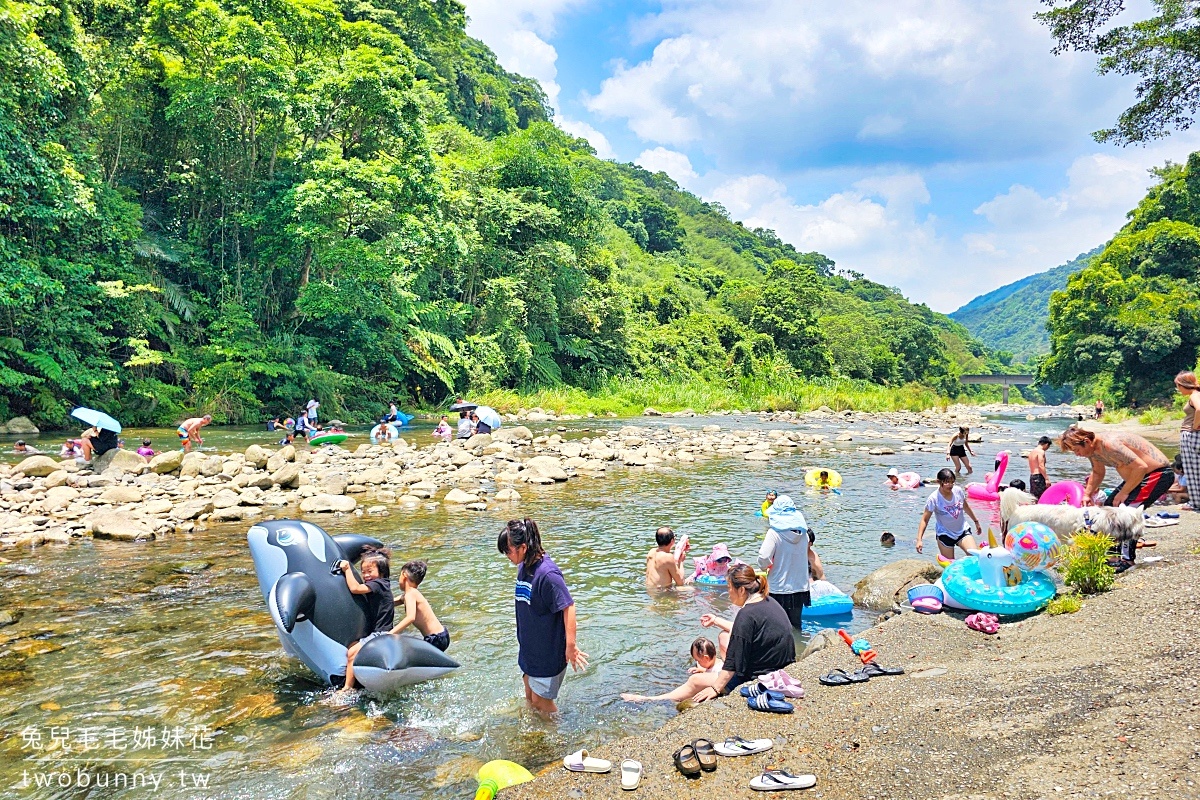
(806, 593, 854, 617)
(941, 557, 1056, 615)
(693, 574, 726, 587)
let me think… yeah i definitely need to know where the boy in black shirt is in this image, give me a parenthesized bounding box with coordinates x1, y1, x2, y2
(335, 547, 395, 691)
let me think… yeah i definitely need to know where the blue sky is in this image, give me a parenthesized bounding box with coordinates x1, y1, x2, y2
(463, 0, 1200, 312)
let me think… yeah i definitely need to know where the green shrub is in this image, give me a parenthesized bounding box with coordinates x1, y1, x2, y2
(1058, 531, 1116, 594)
(1137, 406, 1170, 425)
(1045, 592, 1083, 615)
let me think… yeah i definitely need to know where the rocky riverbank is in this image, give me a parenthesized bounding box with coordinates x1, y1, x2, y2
(511, 513, 1200, 800)
(0, 405, 1017, 549)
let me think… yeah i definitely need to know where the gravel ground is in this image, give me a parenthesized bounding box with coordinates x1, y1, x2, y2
(511, 512, 1200, 800)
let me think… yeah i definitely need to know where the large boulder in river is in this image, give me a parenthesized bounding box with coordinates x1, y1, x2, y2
(95, 448, 147, 475)
(88, 510, 154, 541)
(851, 559, 943, 611)
(493, 426, 533, 442)
(3, 416, 39, 434)
(44, 486, 79, 510)
(443, 488, 480, 504)
(270, 462, 301, 489)
(244, 444, 269, 469)
(14, 455, 59, 477)
(525, 455, 568, 482)
(172, 500, 214, 521)
(149, 450, 184, 474)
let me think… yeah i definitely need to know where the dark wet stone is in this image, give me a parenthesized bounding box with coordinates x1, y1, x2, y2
(173, 560, 214, 574)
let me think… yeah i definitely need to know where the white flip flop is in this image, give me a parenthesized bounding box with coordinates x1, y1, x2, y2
(714, 736, 774, 757)
(750, 769, 817, 791)
(562, 749, 612, 773)
(620, 760, 642, 790)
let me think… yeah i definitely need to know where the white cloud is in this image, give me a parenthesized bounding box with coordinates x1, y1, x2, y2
(558, 118, 616, 159)
(704, 135, 1200, 310)
(636, 147, 699, 186)
(462, 1, 590, 110)
(587, 0, 1128, 168)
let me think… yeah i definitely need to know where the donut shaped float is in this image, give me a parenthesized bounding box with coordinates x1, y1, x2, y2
(805, 468, 842, 488)
(894, 471, 922, 489)
(247, 520, 459, 693)
(370, 423, 399, 443)
(966, 451, 1009, 502)
(940, 555, 1056, 616)
(1037, 480, 1085, 507)
(308, 433, 347, 447)
(806, 580, 854, 617)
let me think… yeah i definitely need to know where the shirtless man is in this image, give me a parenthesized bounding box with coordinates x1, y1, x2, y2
(645, 526, 689, 589)
(177, 414, 212, 452)
(1027, 435, 1052, 499)
(1059, 427, 1173, 509)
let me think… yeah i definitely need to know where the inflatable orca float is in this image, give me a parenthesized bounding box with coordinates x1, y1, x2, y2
(247, 520, 459, 692)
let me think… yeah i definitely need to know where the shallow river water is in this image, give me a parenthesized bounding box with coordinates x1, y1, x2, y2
(0, 412, 1098, 798)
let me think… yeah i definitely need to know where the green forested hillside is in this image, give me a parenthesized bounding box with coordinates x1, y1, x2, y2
(1042, 155, 1200, 402)
(951, 248, 1101, 362)
(0, 0, 1000, 426)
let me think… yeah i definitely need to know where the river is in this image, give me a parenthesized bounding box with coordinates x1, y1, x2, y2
(0, 412, 1098, 798)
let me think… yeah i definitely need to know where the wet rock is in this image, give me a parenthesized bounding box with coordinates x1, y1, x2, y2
(89, 510, 155, 541)
(0, 610, 19, 627)
(99, 485, 144, 504)
(322, 475, 348, 496)
(526, 455, 568, 481)
(299, 494, 356, 513)
(211, 506, 254, 521)
(149, 449, 184, 474)
(495, 488, 521, 502)
(14, 456, 58, 477)
(211, 489, 240, 509)
(465, 433, 492, 449)
(852, 559, 943, 611)
(3, 416, 39, 434)
(96, 448, 148, 474)
(409, 481, 437, 498)
(173, 560, 212, 574)
(200, 456, 225, 477)
(270, 463, 301, 489)
(449, 450, 475, 467)
(244, 444, 269, 468)
(493, 425, 533, 442)
(443, 488, 479, 504)
(869, 447, 896, 455)
(366, 505, 388, 515)
(744, 450, 773, 461)
(172, 500, 214, 521)
(359, 467, 387, 485)
(464, 502, 488, 511)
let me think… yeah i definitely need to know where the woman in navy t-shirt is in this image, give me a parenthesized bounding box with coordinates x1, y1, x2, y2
(498, 518, 589, 714)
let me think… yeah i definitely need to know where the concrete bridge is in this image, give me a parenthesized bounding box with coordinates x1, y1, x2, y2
(959, 374, 1035, 404)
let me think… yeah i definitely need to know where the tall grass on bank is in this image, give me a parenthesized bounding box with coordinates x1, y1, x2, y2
(449, 375, 949, 417)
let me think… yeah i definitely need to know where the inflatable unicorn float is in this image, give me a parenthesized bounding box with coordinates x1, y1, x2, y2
(935, 523, 1061, 615)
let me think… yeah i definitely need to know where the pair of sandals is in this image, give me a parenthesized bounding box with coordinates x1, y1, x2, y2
(744, 687, 795, 713)
(818, 662, 904, 686)
(673, 738, 718, 778)
(562, 751, 643, 790)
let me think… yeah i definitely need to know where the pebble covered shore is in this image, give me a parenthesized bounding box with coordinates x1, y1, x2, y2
(0, 403, 1048, 550)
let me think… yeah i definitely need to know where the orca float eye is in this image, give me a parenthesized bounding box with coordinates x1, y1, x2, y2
(277, 529, 294, 545)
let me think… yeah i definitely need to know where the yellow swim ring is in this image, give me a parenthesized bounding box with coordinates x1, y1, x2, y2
(805, 468, 842, 488)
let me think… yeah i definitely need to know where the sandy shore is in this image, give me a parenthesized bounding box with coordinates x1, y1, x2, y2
(511, 511, 1200, 799)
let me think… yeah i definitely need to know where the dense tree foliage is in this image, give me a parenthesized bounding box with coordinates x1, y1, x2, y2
(0, 0, 998, 426)
(1042, 154, 1200, 400)
(1038, 0, 1200, 144)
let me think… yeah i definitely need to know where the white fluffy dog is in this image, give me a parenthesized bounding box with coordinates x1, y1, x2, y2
(999, 489, 1144, 549)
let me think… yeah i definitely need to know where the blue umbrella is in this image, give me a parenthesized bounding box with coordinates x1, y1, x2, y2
(70, 406, 122, 434)
(475, 406, 501, 430)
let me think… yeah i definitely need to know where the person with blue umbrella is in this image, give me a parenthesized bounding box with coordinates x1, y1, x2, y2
(71, 407, 122, 462)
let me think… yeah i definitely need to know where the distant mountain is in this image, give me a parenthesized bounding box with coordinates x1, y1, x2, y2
(951, 248, 1102, 363)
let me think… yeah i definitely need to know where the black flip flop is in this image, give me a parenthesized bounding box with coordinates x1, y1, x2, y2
(860, 662, 905, 677)
(674, 744, 702, 778)
(692, 738, 718, 772)
(818, 668, 868, 686)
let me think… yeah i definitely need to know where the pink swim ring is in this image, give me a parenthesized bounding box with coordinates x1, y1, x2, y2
(966, 451, 1009, 502)
(1037, 480, 1085, 507)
